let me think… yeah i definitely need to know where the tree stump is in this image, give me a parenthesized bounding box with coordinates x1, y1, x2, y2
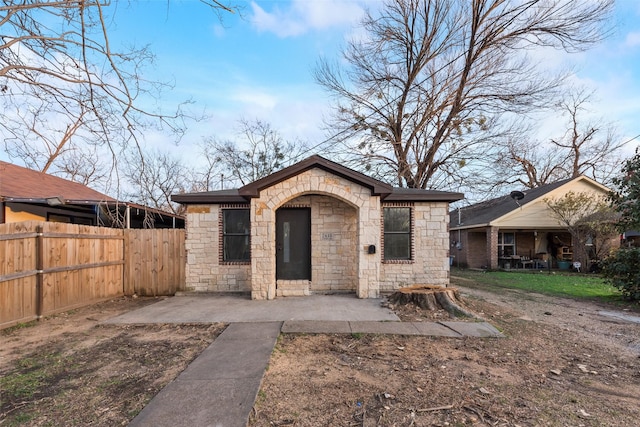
(388, 285, 480, 319)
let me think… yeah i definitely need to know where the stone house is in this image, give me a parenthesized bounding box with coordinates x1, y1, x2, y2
(172, 155, 463, 299)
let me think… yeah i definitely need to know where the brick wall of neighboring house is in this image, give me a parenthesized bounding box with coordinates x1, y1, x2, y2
(461, 230, 488, 268)
(379, 202, 451, 292)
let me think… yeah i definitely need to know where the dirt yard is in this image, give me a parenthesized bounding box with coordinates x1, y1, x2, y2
(0, 297, 225, 426)
(249, 278, 640, 427)
(1, 278, 640, 427)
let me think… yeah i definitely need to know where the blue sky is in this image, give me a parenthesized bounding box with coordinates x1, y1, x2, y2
(110, 0, 361, 150)
(2, 1, 639, 170)
(106, 0, 640, 160)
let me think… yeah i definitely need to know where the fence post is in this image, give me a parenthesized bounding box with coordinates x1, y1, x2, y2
(35, 225, 44, 320)
(123, 229, 131, 296)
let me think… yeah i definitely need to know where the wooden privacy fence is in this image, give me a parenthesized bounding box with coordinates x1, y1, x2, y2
(0, 221, 185, 329)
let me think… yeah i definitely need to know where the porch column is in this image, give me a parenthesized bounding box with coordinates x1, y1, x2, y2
(250, 200, 276, 300)
(486, 226, 499, 270)
(357, 198, 381, 298)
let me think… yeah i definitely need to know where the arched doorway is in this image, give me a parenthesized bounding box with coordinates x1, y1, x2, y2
(273, 194, 358, 296)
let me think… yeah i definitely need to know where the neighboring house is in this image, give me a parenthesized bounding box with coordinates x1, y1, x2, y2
(172, 155, 463, 299)
(449, 176, 613, 270)
(621, 231, 640, 248)
(0, 160, 184, 228)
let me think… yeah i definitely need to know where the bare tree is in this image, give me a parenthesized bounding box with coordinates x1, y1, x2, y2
(549, 89, 624, 182)
(193, 141, 225, 192)
(202, 118, 308, 187)
(495, 137, 567, 189)
(55, 146, 110, 187)
(498, 88, 627, 189)
(122, 148, 191, 215)
(315, 0, 613, 189)
(1, 1, 234, 187)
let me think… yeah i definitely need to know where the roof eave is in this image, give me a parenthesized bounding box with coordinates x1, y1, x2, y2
(3, 197, 113, 205)
(171, 194, 249, 204)
(386, 192, 464, 203)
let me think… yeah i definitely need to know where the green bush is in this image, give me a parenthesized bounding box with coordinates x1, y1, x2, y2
(601, 248, 640, 301)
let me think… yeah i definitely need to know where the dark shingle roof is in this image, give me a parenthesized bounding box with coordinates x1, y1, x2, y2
(449, 177, 590, 229)
(172, 155, 464, 204)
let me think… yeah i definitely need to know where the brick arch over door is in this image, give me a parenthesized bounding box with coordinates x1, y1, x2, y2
(249, 168, 382, 300)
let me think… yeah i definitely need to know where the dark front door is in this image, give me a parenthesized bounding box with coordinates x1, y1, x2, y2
(276, 208, 311, 280)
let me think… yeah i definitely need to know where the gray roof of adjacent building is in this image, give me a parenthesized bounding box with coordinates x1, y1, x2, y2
(449, 176, 610, 230)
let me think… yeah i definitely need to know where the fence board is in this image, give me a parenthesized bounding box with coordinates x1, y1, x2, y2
(124, 228, 185, 296)
(1, 221, 185, 329)
(0, 222, 38, 326)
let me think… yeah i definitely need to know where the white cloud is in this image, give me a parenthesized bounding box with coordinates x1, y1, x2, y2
(210, 23, 226, 38)
(250, 0, 365, 38)
(625, 31, 640, 47)
(231, 88, 278, 110)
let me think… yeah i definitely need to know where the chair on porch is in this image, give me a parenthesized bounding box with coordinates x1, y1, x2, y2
(518, 256, 534, 269)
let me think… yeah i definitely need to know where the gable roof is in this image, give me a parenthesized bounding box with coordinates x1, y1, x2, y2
(238, 155, 393, 198)
(449, 176, 610, 230)
(0, 161, 115, 203)
(172, 155, 464, 204)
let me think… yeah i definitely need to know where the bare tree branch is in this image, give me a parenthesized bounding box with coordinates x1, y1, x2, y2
(1, 0, 233, 189)
(497, 87, 628, 189)
(201, 118, 309, 187)
(315, 0, 614, 190)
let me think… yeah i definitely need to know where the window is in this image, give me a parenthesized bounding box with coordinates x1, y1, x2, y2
(222, 209, 250, 262)
(498, 232, 516, 257)
(383, 207, 412, 260)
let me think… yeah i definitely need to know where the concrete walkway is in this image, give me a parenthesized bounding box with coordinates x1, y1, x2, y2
(129, 322, 282, 427)
(120, 295, 502, 427)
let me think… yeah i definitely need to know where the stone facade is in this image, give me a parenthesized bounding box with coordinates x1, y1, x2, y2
(379, 202, 451, 292)
(249, 168, 380, 299)
(184, 204, 251, 292)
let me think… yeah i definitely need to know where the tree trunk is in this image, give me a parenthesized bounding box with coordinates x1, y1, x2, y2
(388, 285, 480, 319)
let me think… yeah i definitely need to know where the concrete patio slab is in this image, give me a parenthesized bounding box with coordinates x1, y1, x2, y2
(107, 294, 400, 324)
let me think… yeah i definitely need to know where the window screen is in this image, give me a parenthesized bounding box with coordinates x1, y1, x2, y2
(383, 207, 411, 260)
(223, 209, 250, 261)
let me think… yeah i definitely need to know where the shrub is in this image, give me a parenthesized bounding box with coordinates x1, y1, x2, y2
(601, 248, 640, 301)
